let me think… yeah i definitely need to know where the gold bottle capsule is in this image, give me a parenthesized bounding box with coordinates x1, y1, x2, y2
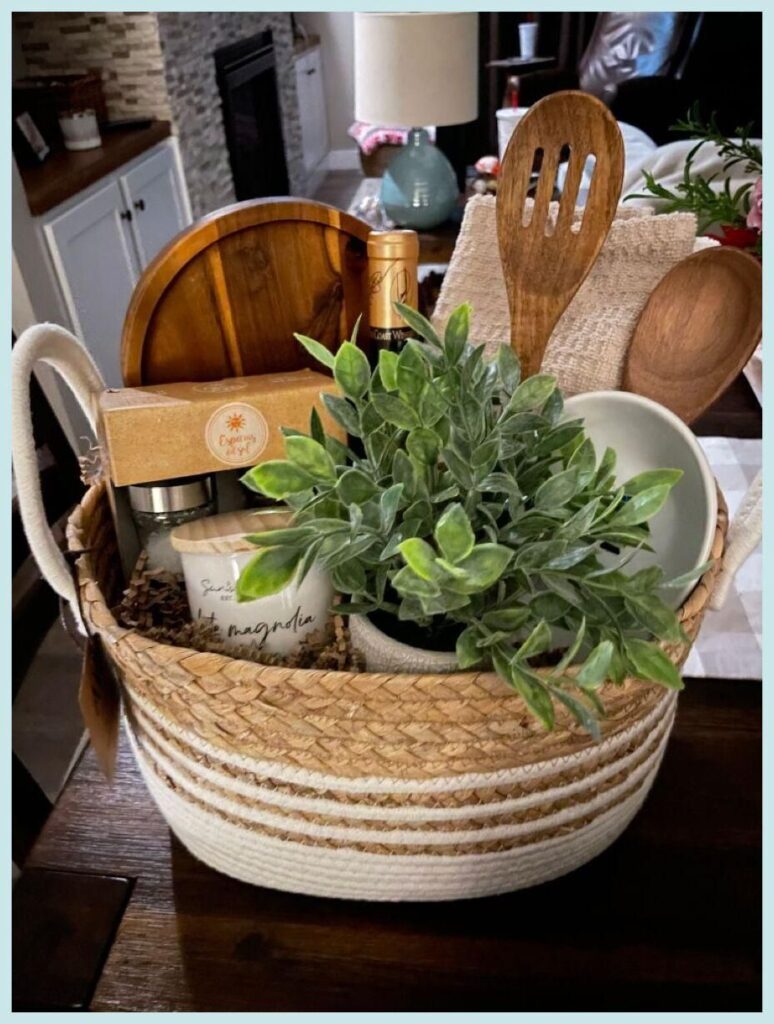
(367, 229, 419, 352)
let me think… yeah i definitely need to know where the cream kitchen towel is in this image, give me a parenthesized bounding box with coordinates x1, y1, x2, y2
(432, 196, 716, 395)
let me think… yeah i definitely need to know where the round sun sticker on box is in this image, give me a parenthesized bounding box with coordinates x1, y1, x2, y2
(205, 402, 269, 466)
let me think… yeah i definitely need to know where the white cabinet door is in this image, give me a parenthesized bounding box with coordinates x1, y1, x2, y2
(44, 180, 138, 386)
(119, 144, 190, 269)
(296, 48, 329, 173)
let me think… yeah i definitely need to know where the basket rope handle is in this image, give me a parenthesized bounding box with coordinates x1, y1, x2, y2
(12, 323, 105, 630)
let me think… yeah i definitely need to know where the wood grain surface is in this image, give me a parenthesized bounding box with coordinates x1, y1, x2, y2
(624, 246, 762, 424)
(692, 372, 762, 438)
(19, 121, 171, 217)
(497, 90, 625, 377)
(24, 679, 761, 1012)
(121, 199, 373, 386)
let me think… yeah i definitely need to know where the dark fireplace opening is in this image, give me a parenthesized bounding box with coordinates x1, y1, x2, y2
(214, 30, 290, 201)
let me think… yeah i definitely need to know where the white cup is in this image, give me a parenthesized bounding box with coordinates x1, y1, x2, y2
(496, 106, 530, 160)
(518, 22, 538, 59)
(59, 109, 101, 151)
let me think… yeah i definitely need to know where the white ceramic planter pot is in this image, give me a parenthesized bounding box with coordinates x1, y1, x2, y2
(349, 614, 459, 674)
(171, 508, 332, 657)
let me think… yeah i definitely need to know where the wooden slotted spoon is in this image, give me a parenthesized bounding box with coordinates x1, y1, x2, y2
(497, 91, 625, 377)
(623, 245, 762, 424)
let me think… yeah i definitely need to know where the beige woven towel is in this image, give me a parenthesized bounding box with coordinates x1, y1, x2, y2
(432, 196, 716, 395)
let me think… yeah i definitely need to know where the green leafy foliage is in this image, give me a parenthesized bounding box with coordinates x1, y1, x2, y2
(236, 546, 302, 602)
(238, 303, 701, 736)
(623, 103, 762, 247)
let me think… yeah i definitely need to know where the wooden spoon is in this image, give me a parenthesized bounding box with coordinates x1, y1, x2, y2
(497, 90, 624, 377)
(624, 246, 762, 424)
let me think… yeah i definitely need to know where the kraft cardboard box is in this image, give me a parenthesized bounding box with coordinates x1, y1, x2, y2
(99, 369, 345, 487)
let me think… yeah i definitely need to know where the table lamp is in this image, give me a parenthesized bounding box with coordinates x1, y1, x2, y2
(354, 13, 479, 230)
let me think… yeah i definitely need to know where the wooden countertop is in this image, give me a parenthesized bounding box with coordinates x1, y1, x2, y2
(17, 678, 762, 1011)
(20, 120, 172, 217)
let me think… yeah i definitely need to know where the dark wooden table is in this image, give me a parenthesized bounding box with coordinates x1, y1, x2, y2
(14, 376, 762, 1012)
(418, 219, 462, 266)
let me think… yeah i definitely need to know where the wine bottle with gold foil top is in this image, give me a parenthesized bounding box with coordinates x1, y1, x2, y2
(367, 229, 419, 352)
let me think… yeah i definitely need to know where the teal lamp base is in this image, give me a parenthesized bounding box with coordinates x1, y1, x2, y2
(380, 128, 459, 230)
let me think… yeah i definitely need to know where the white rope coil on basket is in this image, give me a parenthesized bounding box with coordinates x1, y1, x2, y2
(63, 477, 723, 900)
(130, 727, 667, 901)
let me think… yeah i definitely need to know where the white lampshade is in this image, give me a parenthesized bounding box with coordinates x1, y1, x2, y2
(354, 13, 478, 128)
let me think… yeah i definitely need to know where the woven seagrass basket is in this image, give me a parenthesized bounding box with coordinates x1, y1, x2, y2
(67, 480, 727, 902)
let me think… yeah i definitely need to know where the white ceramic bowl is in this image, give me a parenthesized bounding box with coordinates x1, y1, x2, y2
(563, 391, 717, 607)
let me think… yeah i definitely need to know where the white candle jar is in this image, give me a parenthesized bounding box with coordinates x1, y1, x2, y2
(58, 108, 101, 151)
(171, 508, 332, 658)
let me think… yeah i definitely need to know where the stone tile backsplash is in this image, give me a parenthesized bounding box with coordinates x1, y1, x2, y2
(157, 13, 305, 218)
(13, 12, 172, 121)
(13, 11, 306, 218)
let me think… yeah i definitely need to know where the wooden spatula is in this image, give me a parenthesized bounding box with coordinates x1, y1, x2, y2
(624, 245, 762, 424)
(497, 91, 624, 377)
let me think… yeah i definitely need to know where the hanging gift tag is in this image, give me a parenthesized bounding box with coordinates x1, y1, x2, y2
(78, 635, 120, 781)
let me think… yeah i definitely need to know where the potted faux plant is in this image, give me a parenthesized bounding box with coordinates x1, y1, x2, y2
(236, 303, 703, 737)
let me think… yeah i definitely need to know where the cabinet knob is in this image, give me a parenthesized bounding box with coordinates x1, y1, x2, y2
(120, 209, 133, 221)
(305, 67, 316, 75)
(133, 198, 146, 212)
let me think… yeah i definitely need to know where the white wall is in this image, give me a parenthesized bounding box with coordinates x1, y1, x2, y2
(296, 12, 356, 155)
(12, 162, 71, 331)
(13, 19, 85, 451)
(12, 252, 82, 453)
(13, 160, 88, 452)
(11, 22, 72, 334)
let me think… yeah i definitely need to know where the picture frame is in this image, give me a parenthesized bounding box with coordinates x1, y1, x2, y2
(14, 111, 50, 163)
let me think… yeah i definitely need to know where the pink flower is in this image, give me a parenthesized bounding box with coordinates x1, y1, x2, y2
(747, 176, 762, 231)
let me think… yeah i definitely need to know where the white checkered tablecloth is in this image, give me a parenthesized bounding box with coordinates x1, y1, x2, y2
(683, 436, 762, 680)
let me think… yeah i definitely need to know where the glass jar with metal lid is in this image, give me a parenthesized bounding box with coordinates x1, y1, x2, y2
(128, 475, 215, 574)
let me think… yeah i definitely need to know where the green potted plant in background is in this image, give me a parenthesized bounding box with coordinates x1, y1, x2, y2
(625, 105, 762, 256)
(236, 303, 705, 738)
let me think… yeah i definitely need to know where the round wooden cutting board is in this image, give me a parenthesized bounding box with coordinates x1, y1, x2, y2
(121, 198, 373, 386)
